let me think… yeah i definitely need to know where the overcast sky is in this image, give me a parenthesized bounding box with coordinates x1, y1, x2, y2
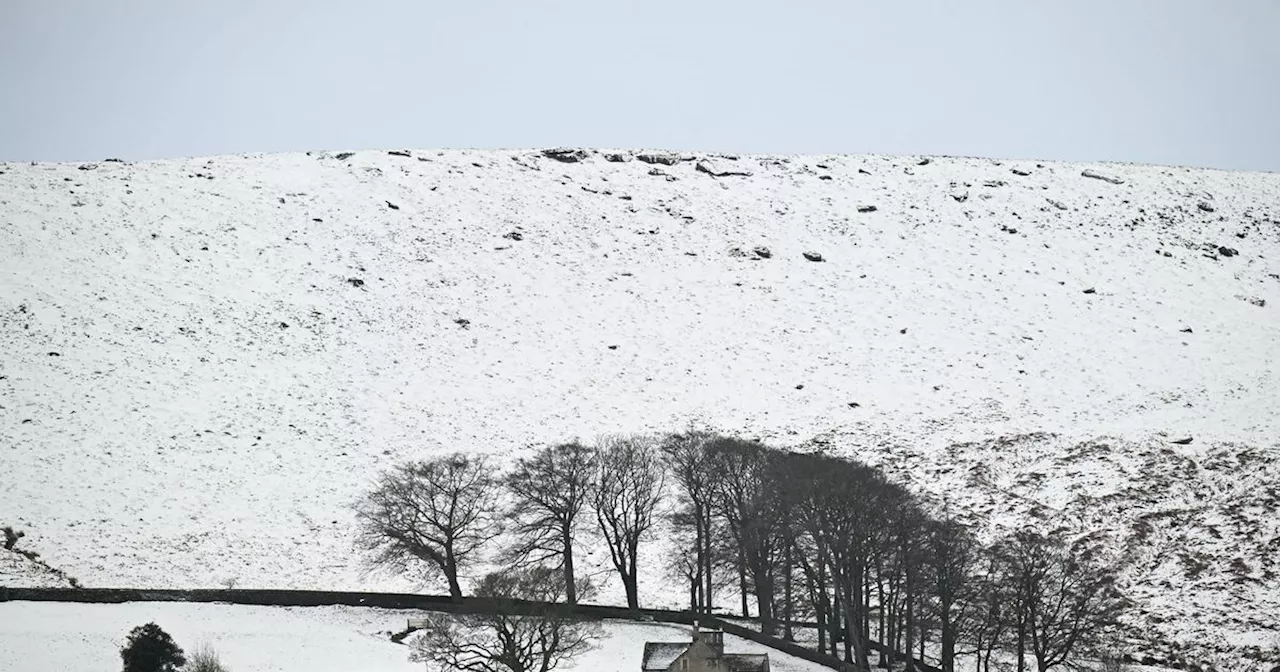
(2, 1, 1278, 170)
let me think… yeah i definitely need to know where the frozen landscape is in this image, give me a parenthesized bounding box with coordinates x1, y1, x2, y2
(2, 148, 1278, 667)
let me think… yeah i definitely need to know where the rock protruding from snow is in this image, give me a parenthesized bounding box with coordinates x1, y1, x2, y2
(1082, 169, 1125, 185)
(637, 152, 683, 166)
(696, 159, 752, 178)
(542, 148, 590, 163)
(803, 251, 824, 262)
(603, 152, 632, 163)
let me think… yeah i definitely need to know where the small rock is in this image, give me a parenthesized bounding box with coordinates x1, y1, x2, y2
(1180, 327, 1193, 333)
(1217, 246, 1237, 257)
(1197, 202, 1216, 213)
(917, 158, 931, 166)
(603, 152, 632, 163)
(77, 163, 98, 171)
(335, 152, 355, 161)
(858, 168, 871, 175)
(795, 384, 805, 390)
(347, 278, 365, 288)
(1235, 231, 1247, 239)
(1046, 198, 1068, 211)
(857, 205, 878, 213)
(899, 328, 907, 334)
(454, 318, 471, 329)
(1170, 436, 1194, 445)
(818, 175, 833, 181)
(104, 157, 124, 163)
(542, 148, 590, 163)
(637, 152, 682, 166)
(983, 180, 1006, 188)
(753, 246, 772, 259)
(504, 231, 524, 241)
(1236, 295, 1266, 307)
(387, 150, 412, 157)
(1083, 288, 1097, 294)
(607, 345, 618, 350)
(279, 322, 289, 329)
(1011, 168, 1032, 176)
(1081, 169, 1124, 185)
(1163, 251, 1173, 258)
(951, 192, 970, 203)
(647, 168, 678, 182)
(802, 251, 824, 262)
(48, 351, 61, 356)
(847, 402, 861, 408)
(385, 201, 400, 210)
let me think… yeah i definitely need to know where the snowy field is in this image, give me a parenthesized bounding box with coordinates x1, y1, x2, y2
(2, 149, 1279, 664)
(0, 601, 830, 672)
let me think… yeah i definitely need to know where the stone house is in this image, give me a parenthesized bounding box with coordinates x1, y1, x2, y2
(641, 623, 769, 672)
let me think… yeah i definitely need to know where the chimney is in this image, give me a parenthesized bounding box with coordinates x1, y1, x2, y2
(691, 620, 700, 642)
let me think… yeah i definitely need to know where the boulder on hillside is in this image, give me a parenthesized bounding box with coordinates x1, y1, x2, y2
(603, 152, 632, 163)
(637, 152, 683, 166)
(696, 159, 752, 178)
(542, 148, 590, 163)
(1082, 169, 1125, 185)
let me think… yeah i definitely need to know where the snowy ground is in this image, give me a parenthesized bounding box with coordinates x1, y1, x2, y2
(0, 601, 830, 672)
(2, 149, 1278, 665)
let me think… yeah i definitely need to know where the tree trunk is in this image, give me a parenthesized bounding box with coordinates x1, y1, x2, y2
(738, 548, 749, 618)
(941, 611, 956, 672)
(625, 544, 640, 610)
(783, 543, 794, 641)
(703, 502, 714, 614)
(444, 545, 462, 599)
(563, 526, 577, 604)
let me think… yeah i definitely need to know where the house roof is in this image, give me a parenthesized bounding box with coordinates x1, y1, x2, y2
(723, 654, 770, 672)
(642, 642, 690, 671)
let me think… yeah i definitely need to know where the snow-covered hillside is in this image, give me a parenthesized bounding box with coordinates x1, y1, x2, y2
(1, 149, 1278, 663)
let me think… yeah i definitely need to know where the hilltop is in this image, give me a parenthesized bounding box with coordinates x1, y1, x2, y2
(1, 148, 1278, 665)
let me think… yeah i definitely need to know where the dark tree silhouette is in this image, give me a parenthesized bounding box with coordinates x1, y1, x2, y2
(592, 434, 664, 610)
(998, 529, 1128, 672)
(659, 429, 720, 614)
(410, 566, 599, 672)
(505, 442, 597, 604)
(120, 622, 186, 672)
(355, 453, 501, 598)
(707, 437, 787, 636)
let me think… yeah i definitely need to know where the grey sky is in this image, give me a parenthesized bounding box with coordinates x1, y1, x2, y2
(2, 1, 1278, 171)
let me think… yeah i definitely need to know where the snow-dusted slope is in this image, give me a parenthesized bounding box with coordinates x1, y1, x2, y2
(2, 149, 1278, 662)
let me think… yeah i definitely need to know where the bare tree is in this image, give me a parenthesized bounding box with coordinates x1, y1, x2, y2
(504, 442, 597, 604)
(410, 566, 600, 672)
(925, 516, 980, 672)
(355, 453, 501, 598)
(707, 437, 787, 636)
(659, 429, 719, 614)
(593, 434, 665, 610)
(998, 529, 1128, 672)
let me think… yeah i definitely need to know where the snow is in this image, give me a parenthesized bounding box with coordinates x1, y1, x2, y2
(1, 149, 1278, 665)
(0, 601, 832, 672)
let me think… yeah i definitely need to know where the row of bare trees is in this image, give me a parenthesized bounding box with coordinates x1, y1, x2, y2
(354, 430, 1128, 672)
(661, 430, 1129, 672)
(354, 436, 664, 609)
